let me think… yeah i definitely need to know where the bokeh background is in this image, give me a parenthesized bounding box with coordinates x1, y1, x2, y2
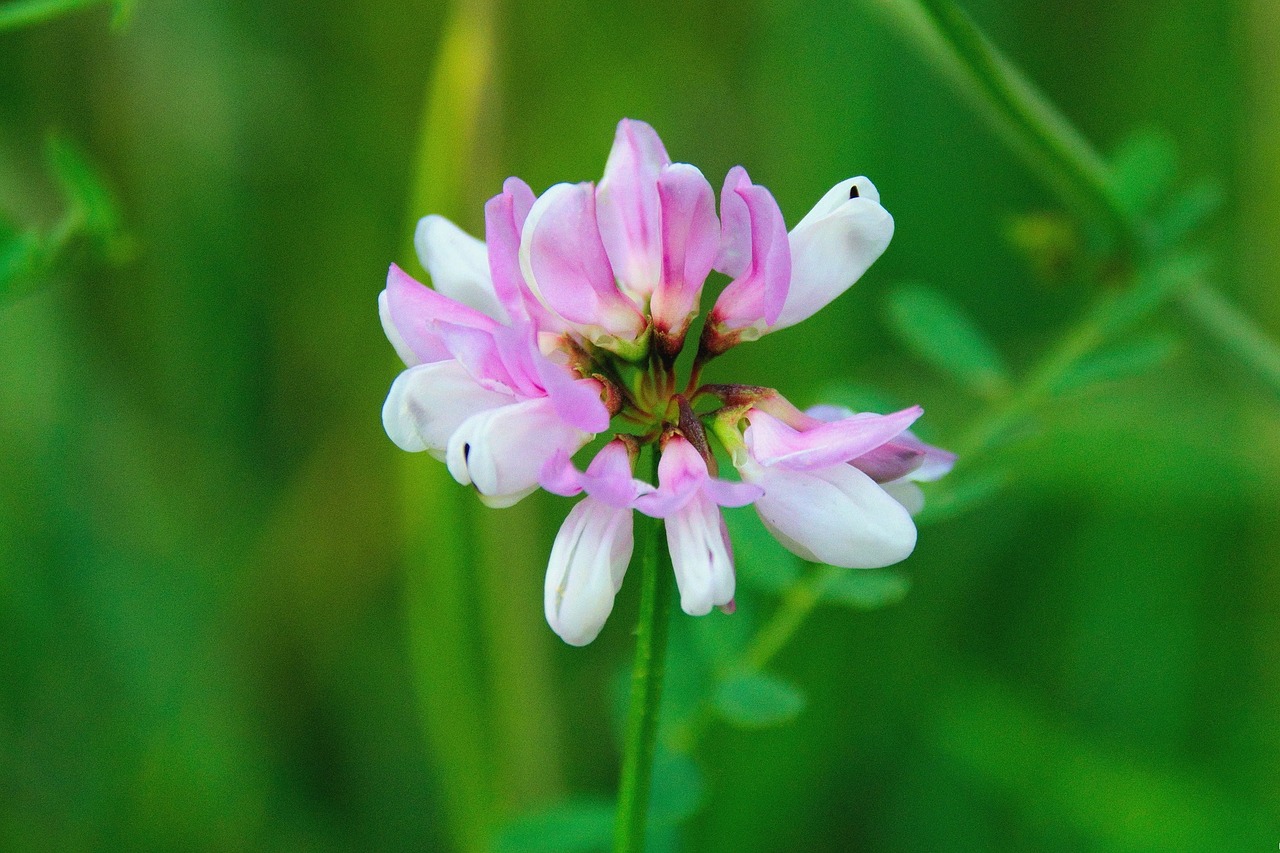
(3, 0, 1278, 850)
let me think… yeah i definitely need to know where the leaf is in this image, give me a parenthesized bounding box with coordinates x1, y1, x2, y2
(45, 134, 124, 252)
(1053, 333, 1180, 393)
(883, 282, 1010, 398)
(649, 751, 705, 825)
(491, 798, 615, 853)
(722, 507, 801, 594)
(1109, 129, 1178, 217)
(1155, 178, 1224, 248)
(714, 672, 806, 730)
(819, 569, 911, 610)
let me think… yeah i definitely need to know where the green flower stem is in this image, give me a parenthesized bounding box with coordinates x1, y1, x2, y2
(865, 0, 1280, 404)
(614, 449, 675, 853)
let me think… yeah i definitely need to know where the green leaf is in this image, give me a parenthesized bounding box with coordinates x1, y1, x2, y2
(45, 135, 123, 251)
(649, 750, 705, 825)
(883, 282, 1010, 397)
(714, 672, 806, 730)
(1155, 178, 1224, 248)
(819, 569, 911, 610)
(491, 798, 615, 853)
(1109, 129, 1178, 217)
(1054, 333, 1179, 393)
(722, 507, 801, 594)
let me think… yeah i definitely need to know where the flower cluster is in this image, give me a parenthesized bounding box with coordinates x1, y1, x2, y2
(381, 119, 954, 645)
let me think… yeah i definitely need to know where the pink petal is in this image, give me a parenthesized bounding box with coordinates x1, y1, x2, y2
(650, 163, 719, 339)
(520, 182, 646, 342)
(533, 348, 610, 432)
(635, 435, 708, 518)
(383, 264, 498, 364)
(596, 119, 670, 300)
(709, 171, 791, 333)
(539, 439, 653, 509)
(486, 177, 563, 332)
(746, 406, 923, 471)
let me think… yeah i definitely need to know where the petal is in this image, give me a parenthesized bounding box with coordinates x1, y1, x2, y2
(486, 177, 562, 330)
(773, 179, 893, 330)
(539, 439, 654, 508)
(532, 350, 610, 433)
(545, 498, 634, 646)
(791, 177, 881, 233)
(520, 182, 647, 346)
(746, 406, 922, 471)
(703, 477, 763, 508)
(380, 289, 421, 367)
(596, 119, 670, 301)
(414, 215, 508, 323)
(446, 396, 593, 508)
(634, 435, 707, 518)
(383, 264, 498, 365)
(744, 460, 917, 569)
(709, 169, 791, 335)
(881, 479, 925, 516)
(382, 360, 516, 457)
(650, 163, 719, 341)
(665, 493, 735, 616)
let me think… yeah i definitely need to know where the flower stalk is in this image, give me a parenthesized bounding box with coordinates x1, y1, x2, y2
(614, 449, 675, 853)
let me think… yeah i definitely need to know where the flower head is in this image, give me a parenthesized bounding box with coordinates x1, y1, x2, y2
(380, 118, 951, 642)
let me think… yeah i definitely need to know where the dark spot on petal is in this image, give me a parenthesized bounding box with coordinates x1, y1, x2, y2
(463, 443, 471, 463)
(849, 184, 860, 199)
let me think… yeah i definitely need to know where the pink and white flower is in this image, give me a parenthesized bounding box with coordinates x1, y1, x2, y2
(540, 439, 654, 646)
(379, 116, 950, 644)
(635, 434, 761, 616)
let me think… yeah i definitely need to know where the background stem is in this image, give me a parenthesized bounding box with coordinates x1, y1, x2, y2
(614, 449, 675, 853)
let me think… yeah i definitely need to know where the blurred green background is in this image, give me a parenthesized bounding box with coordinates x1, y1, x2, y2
(2, 0, 1278, 850)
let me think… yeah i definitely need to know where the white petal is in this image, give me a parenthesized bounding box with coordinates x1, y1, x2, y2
(382, 361, 516, 457)
(380, 290, 420, 367)
(446, 396, 593, 507)
(665, 495, 735, 616)
(774, 183, 893, 331)
(545, 498, 634, 646)
(415, 215, 509, 323)
(745, 460, 916, 569)
(881, 479, 925, 516)
(792, 177, 881, 233)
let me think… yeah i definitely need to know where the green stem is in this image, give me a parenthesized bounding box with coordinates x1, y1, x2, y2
(743, 564, 841, 672)
(867, 0, 1280, 402)
(865, 0, 1139, 247)
(614, 449, 675, 853)
(1178, 284, 1280, 402)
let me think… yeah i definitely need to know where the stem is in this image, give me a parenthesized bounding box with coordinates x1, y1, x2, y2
(867, 0, 1280, 402)
(743, 564, 841, 672)
(1178, 284, 1280, 402)
(614, 449, 675, 853)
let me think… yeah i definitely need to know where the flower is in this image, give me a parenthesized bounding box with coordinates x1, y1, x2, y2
(635, 431, 761, 616)
(380, 117, 951, 643)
